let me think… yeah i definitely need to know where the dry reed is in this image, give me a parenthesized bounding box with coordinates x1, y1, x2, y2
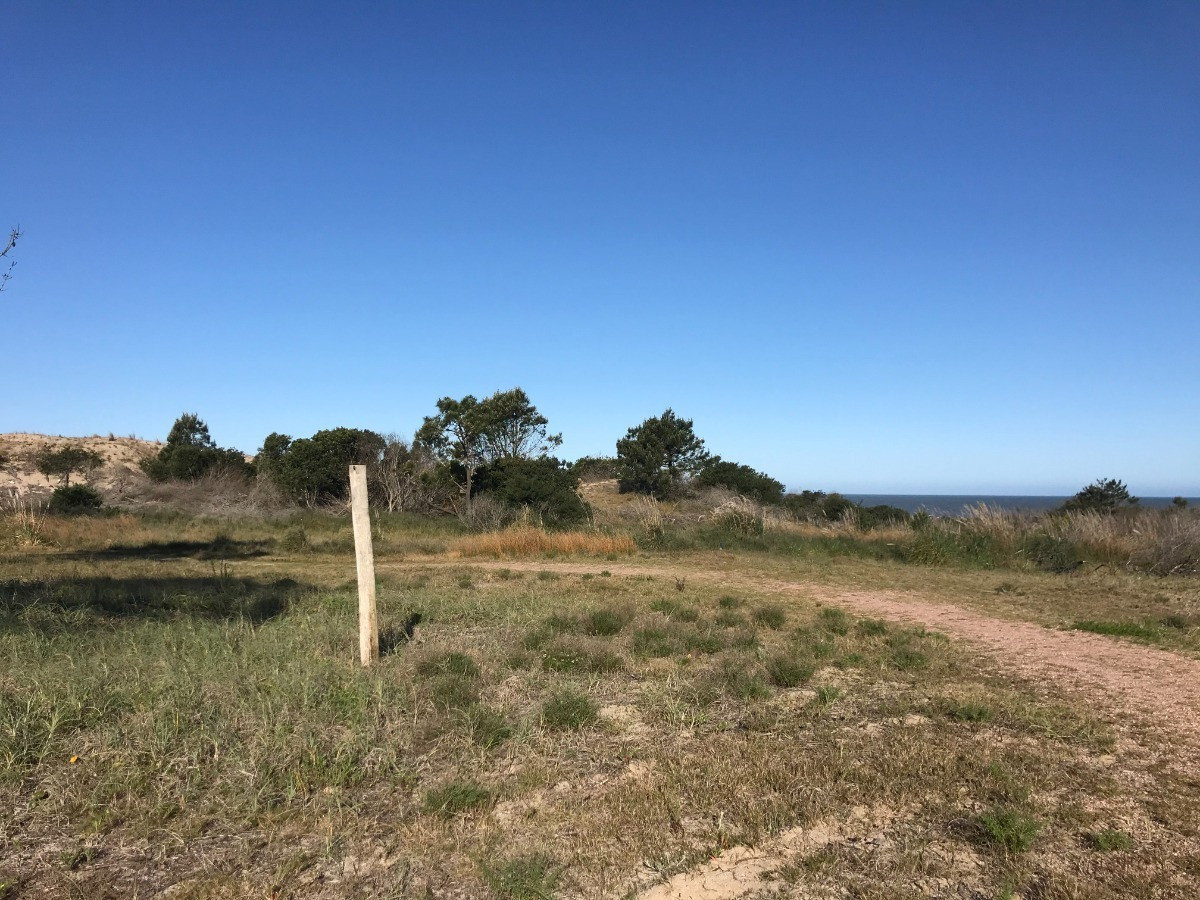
(455, 526, 636, 558)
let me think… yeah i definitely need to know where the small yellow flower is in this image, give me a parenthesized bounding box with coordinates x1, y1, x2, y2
(69, 755, 79, 765)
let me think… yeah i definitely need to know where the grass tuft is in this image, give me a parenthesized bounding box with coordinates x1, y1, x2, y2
(480, 853, 560, 900)
(583, 606, 631, 636)
(1073, 620, 1159, 640)
(978, 806, 1041, 853)
(424, 780, 492, 817)
(766, 653, 816, 688)
(1088, 828, 1133, 852)
(541, 690, 598, 730)
(416, 651, 480, 678)
(752, 604, 787, 630)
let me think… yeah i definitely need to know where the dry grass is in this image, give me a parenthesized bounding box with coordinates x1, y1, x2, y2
(2, 510, 1199, 897)
(454, 526, 636, 558)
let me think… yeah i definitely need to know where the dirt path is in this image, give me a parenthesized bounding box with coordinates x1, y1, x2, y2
(384, 557, 1200, 751)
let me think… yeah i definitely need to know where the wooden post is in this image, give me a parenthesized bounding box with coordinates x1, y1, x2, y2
(349, 464, 378, 666)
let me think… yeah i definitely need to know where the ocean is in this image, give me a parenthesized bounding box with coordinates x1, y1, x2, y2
(842, 495, 1199, 515)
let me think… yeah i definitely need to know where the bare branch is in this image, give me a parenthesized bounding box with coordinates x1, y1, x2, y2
(0, 226, 20, 293)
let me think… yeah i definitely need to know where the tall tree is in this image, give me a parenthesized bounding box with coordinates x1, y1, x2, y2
(615, 409, 709, 498)
(36, 445, 103, 487)
(142, 413, 251, 481)
(415, 387, 562, 511)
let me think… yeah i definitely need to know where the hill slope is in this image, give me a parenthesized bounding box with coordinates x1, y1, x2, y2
(0, 433, 161, 499)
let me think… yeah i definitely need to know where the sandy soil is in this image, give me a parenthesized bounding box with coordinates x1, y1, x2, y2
(0, 432, 160, 499)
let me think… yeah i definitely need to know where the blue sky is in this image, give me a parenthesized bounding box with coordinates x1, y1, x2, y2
(4, 1, 1197, 494)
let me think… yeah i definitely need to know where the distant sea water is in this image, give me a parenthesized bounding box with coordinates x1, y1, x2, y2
(843, 495, 1200, 515)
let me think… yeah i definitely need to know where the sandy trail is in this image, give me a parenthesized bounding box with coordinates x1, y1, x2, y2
(383, 557, 1200, 750)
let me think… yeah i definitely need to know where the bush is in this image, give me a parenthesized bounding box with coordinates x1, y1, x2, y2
(1060, 478, 1138, 514)
(48, 484, 103, 515)
(696, 458, 784, 505)
(571, 456, 620, 482)
(257, 427, 385, 506)
(142, 414, 252, 482)
(473, 457, 589, 526)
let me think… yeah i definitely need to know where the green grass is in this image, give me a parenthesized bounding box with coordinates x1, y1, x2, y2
(424, 780, 492, 817)
(1, 509, 1192, 897)
(631, 627, 679, 658)
(1088, 828, 1133, 852)
(416, 651, 480, 678)
(583, 606, 630, 636)
(480, 853, 560, 900)
(765, 653, 816, 688)
(459, 704, 513, 749)
(817, 607, 850, 634)
(540, 641, 623, 673)
(946, 701, 993, 723)
(978, 806, 1041, 853)
(649, 598, 701, 622)
(751, 604, 787, 629)
(1073, 620, 1159, 641)
(540, 690, 598, 730)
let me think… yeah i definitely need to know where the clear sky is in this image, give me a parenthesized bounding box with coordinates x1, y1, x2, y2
(4, 1, 1198, 495)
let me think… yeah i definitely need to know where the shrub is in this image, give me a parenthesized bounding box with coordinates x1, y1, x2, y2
(279, 527, 310, 552)
(36, 445, 103, 487)
(48, 484, 103, 515)
(1060, 478, 1138, 514)
(473, 456, 589, 526)
(257, 427, 384, 505)
(695, 458, 784, 505)
(142, 414, 252, 482)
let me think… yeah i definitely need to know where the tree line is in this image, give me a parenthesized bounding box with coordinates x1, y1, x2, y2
(127, 389, 806, 525)
(24, 385, 1176, 522)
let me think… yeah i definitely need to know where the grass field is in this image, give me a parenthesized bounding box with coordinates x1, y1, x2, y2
(2, 510, 1199, 898)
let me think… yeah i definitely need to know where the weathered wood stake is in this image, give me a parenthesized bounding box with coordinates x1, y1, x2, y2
(349, 464, 379, 666)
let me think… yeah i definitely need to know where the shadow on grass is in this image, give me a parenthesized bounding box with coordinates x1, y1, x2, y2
(380, 612, 424, 656)
(0, 575, 311, 625)
(56, 536, 272, 562)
